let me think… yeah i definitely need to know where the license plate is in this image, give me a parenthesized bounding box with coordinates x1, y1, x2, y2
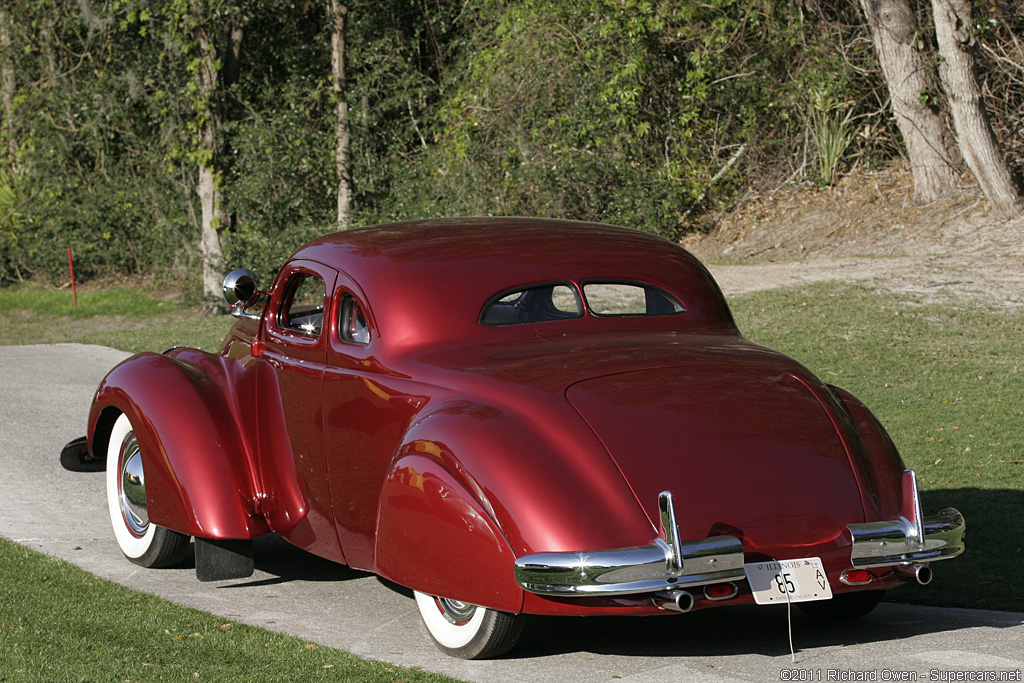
(744, 557, 832, 605)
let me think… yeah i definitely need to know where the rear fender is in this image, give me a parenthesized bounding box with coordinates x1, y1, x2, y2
(829, 385, 905, 520)
(374, 454, 524, 614)
(89, 350, 268, 539)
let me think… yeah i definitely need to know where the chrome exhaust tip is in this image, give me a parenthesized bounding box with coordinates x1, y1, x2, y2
(653, 589, 694, 613)
(896, 563, 933, 585)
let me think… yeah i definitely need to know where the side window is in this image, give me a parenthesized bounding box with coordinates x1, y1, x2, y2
(582, 282, 685, 316)
(480, 283, 582, 326)
(279, 274, 325, 336)
(340, 295, 370, 345)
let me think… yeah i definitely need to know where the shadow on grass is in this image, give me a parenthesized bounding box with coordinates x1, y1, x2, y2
(902, 487, 1024, 612)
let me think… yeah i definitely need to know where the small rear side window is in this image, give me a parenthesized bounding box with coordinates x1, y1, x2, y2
(582, 281, 685, 317)
(340, 295, 370, 345)
(481, 283, 583, 326)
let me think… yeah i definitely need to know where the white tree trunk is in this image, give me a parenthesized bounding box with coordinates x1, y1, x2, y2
(931, 0, 1023, 217)
(859, 0, 962, 202)
(330, 0, 352, 229)
(195, 27, 225, 308)
(0, 10, 17, 171)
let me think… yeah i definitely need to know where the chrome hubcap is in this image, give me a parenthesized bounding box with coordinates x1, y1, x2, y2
(118, 433, 148, 536)
(436, 597, 477, 626)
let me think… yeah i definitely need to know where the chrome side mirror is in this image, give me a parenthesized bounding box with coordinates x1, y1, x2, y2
(222, 269, 260, 308)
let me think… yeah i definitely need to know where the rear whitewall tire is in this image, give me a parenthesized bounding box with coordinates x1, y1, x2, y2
(105, 413, 190, 567)
(413, 591, 523, 659)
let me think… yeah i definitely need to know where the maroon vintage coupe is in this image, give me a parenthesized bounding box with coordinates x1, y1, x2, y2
(63, 218, 965, 658)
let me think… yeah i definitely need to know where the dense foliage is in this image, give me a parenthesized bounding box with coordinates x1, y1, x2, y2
(0, 0, 1019, 287)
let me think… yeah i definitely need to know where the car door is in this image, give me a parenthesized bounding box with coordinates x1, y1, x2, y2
(259, 260, 346, 563)
(322, 275, 428, 571)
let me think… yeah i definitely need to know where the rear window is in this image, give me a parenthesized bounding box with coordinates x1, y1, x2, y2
(582, 281, 685, 317)
(481, 280, 685, 326)
(480, 283, 583, 326)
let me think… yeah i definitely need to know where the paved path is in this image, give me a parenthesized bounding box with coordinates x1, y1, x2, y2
(1, 344, 1021, 682)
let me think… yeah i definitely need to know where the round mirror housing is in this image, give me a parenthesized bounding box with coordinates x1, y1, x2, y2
(223, 269, 259, 307)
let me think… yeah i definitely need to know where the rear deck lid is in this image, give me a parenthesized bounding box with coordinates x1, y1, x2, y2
(566, 364, 865, 553)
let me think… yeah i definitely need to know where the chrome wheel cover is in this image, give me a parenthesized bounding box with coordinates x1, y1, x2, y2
(117, 432, 149, 536)
(436, 597, 477, 626)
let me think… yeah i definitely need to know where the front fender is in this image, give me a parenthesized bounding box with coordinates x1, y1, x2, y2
(89, 350, 268, 539)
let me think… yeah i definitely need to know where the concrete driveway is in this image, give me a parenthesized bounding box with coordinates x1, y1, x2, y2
(1, 343, 1021, 682)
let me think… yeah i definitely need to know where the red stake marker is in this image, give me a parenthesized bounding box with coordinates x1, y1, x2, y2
(67, 248, 78, 308)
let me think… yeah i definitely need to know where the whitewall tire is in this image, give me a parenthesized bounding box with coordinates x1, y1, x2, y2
(413, 591, 523, 659)
(105, 413, 190, 567)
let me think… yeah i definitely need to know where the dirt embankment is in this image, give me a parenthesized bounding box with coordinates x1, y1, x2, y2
(682, 167, 1024, 307)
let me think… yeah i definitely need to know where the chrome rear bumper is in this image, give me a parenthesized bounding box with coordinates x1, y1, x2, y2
(513, 491, 745, 596)
(847, 470, 965, 568)
(514, 470, 965, 598)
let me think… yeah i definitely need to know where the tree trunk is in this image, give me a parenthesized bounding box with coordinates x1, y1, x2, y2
(329, 0, 352, 229)
(195, 26, 226, 309)
(931, 0, 1023, 217)
(859, 0, 962, 202)
(0, 10, 17, 171)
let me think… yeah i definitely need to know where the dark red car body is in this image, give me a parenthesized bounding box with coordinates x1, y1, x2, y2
(79, 218, 964, 656)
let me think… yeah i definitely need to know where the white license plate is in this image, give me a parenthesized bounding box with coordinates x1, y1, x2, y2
(744, 557, 833, 605)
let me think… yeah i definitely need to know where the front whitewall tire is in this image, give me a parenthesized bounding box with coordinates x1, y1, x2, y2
(105, 413, 189, 567)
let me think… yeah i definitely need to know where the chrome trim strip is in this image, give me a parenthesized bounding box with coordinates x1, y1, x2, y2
(848, 469, 965, 569)
(231, 307, 262, 321)
(514, 491, 746, 597)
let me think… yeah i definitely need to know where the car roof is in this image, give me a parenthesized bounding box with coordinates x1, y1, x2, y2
(292, 217, 736, 347)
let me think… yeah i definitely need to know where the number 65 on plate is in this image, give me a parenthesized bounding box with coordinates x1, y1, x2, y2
(744, 557, 833, 605)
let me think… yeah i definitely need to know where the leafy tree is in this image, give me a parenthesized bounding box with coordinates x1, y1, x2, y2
(931, 0, 1022, 216)
(411, 0, 876, 237)
(1, 0, 1020, 288)
(1, 0, 191, 283)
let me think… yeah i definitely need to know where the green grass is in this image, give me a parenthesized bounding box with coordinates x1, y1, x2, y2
(0, 538, 453, 683)
(731, 282, 1024, 611)
(73, 317, 236, 355)
(0, 285, 234, 353)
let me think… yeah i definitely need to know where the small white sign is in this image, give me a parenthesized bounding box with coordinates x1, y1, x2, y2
(744, 557, 833, 605)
